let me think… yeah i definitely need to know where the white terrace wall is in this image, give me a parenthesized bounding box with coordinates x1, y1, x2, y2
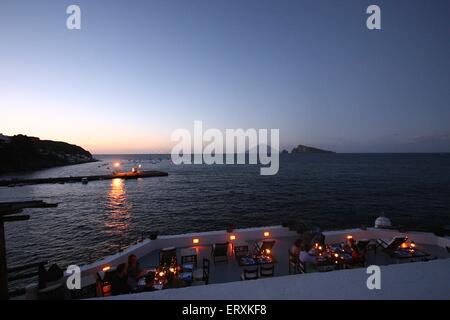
(78, 225, 448, 280)
(78, 225, 296, 278)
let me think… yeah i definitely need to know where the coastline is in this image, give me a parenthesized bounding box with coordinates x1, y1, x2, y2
(0, 158, 99, 176)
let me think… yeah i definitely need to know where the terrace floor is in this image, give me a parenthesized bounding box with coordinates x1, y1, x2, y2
(108, 259, 450, 300)
(138, 235, 450, 285)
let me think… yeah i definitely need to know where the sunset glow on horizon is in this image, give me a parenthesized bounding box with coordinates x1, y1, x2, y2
(1, 0, 449, 154)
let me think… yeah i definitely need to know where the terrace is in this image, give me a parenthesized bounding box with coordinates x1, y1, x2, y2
(22, 225, 450, 299)
(136, 231, 449, 287)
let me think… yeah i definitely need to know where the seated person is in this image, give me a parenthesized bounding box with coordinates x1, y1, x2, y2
(299, 243, 317, 265)
(310, 228, 325, 246)
(290, 239, 302, 257)
(351, 244, 365, 264)
(344, 237, 356, 251)
(128, 254, 145, 279)
(111, 263, 130, 296)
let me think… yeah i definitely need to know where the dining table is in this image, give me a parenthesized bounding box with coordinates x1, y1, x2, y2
(308, 243, 356, 271)
(238, 254, 277, 267)
(391, 247, 430, 263)
(134, 265, 192, 292)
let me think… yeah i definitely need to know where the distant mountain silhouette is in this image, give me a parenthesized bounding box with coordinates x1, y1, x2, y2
(290, 144, 335, 154)
(0, 134, 96, 173)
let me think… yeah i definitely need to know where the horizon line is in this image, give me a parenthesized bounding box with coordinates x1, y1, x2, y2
(93, 151, 450, 155)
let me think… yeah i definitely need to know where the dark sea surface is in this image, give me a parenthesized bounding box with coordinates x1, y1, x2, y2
(1, 153, 449, 288)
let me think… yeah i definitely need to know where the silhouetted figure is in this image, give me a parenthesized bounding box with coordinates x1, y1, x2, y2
(111, 263, 130, 296)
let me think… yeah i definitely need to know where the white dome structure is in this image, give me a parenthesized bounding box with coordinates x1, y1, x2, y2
(375, 216, 392, 229)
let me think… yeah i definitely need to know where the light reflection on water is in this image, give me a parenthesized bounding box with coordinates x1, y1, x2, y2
(105, 178, 131, 236)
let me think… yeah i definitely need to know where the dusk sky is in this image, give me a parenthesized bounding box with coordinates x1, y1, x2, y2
(1, 0, 449, 153)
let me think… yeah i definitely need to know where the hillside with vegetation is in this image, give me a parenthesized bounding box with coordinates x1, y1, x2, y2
(0, 134, 95, 174)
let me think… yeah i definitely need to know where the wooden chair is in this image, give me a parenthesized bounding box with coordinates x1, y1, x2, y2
(193, 258, 210, 285)
(240, 266, 259, 280)
(212, 242, 229, 264)
(96, 272, 108, 297)
(288, 250, 300, 274)
(234, 245, 249, 259)
(260, 240, 276, 255)
(159, 247, 177, 266)
(356, 240, 370, 254)
(376, 236, 407, 254)
(298, 260, 306, 274)
(180, 247, 198, 268)
(259, 264, 275, 278)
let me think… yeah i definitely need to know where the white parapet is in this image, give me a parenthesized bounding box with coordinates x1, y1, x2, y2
(102, 258, 450, 300)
